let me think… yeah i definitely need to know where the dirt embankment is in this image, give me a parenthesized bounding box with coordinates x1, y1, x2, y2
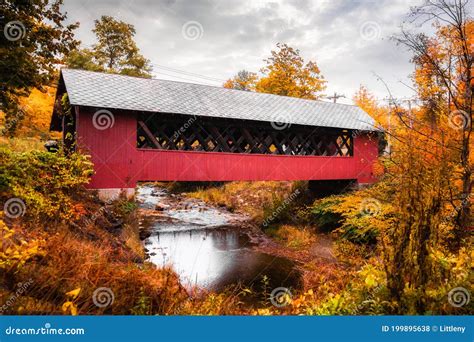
(170, 181, 355, 292)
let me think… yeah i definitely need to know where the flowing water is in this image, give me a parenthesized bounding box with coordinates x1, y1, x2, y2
(137, 185, 301, 294)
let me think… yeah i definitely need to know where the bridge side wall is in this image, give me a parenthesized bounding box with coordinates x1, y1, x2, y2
(75, 108, 378, 192)
(353, 132, 379, 184)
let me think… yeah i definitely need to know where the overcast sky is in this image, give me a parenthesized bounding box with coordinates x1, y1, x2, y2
(62, 0, 425, 105)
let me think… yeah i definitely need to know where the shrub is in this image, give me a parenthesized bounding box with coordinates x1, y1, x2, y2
(267, 225, 316, 250)
(310, 186, 396, 244)
(0, 215, 45, 273)
(0, 148, 93, 222)
(0, 147, 190, 315)
(310, 197, 343, 231)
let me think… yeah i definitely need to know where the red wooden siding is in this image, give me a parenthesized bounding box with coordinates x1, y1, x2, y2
(76, 108, 378, 189)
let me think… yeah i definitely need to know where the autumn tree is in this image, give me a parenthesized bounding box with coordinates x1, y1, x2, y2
(396, 0, 472, 244)
(353, 85, 390, 154)
(18, 88, 57, 138)
(66, 16, 152, 78)
(255, 43, 326, 99)
(353, 85, 390, 127)
(377, 0, 472, 312)
(223, 70, 258, 91)
(0, 0, 79, 136)
(66, 49, 104, 73)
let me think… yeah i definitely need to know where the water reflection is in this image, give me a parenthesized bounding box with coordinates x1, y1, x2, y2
(146, 226, 298, 292)
(139, 185, 300, 293)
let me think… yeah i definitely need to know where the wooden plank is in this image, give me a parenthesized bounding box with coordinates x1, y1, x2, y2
(209, 126, 231, 152)
(138, 120, 162, 149)
(80, 109, 380, 189)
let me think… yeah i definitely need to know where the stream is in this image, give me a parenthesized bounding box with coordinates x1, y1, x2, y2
(137, 185, 301, 296)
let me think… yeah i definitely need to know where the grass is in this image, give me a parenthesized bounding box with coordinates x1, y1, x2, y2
(114, 198, 144, 258)
(0, 136, 47, 152)
(0, 145, 395, 315)
(183, 180, 384, 314)
(1, 193, 189, 315)
(1, 146, 310, 315)
(187, 181, 305, 222)
(266, 225, 316, 250)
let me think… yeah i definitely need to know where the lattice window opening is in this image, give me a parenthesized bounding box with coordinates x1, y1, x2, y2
(137, 115, 353, 157)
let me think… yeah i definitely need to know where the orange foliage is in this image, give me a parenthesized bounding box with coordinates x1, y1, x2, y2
(353, 85, 389, 128)
(255, 43, 326, 99)
(223, 70, 258, 91)
(70, 203, 87, 221)
(16, 87, 57, 138)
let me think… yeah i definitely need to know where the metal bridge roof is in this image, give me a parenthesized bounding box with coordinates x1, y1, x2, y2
(59, 68, 377, 131)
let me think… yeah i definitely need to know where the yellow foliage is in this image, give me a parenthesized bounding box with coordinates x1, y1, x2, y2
(223, 70, 258, 91)
(253, 308, 273, 315)
(187, 181, 296, 222)
(269, 225, 316, 249)
(0, 215, 45, 272)
(17, 87, 57, 138)
(312, 184, 397, 243)
(62, 287, 81, 315)
(61, 301, 78, 316)
(255, 43, 326, 99)
(353, 85, 389, 128)
(65, 288, 81, 300)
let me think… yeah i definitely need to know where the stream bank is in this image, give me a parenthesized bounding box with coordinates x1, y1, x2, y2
(136, 184, 303, 299)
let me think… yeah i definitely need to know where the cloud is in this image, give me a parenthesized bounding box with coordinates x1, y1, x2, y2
(62, 0, 422, 104)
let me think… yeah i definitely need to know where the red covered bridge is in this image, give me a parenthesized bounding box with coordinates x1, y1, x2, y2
(50, 69, 380, 198)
